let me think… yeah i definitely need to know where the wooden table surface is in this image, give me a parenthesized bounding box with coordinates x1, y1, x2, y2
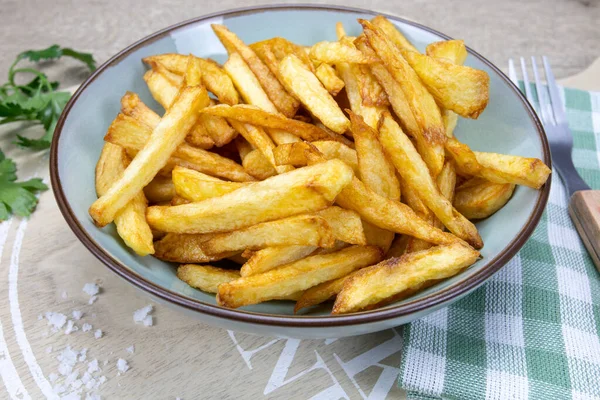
(0, 1, 599, 399)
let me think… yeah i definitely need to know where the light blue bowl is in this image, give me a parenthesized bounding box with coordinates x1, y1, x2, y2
(50, 5, 550, 338)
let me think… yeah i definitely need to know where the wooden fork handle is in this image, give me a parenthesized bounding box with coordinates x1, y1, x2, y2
(569, 190, 600, 272)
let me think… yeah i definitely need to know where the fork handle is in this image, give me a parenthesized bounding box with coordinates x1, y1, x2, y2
(569, 190, 600, 272)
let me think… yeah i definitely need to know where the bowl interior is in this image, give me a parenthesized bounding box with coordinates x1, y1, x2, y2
(55, 6, 547, 318)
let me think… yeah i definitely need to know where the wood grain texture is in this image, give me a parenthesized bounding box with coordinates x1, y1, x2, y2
(569, 190, 600, 272)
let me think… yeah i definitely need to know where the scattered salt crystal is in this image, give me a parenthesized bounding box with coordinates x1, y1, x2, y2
(88, 296, 98, 305)
(61, 291, 68, 299)
(85, 378, 96, 391)
(78, 348, 87, 362)
(37, 314, 43, 321)
(116, 359, 129, 374)
(81, 372, 91, 384)
(71, 378, 83, 390)
(45, 312, 67, 330)
(65, 320, 78, 335)
(82, 283, 99, 296)
(65, 371, 79, 386)
(48, 373, 58, 382)
(57, 346, 78, 376)
(46, 346, 53, 354)
(53, 384, 66, 394)
(82, 323, 92, 332)
(94, 329, 102, 339)
(133, 305, 153, 325)
(98, 376, 106, 384)
(126, 345, 134, 354)
(72, 310, 83, 320)
(87, 359, 99, 374)
(142, 315, 153, 327)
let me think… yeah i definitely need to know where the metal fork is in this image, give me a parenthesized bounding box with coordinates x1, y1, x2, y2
(508, 57, 600, 271)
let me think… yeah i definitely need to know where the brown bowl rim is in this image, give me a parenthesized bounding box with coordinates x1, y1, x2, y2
(50, 3, 551, 328)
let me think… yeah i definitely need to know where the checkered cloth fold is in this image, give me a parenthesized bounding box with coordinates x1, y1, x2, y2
(399, 87, 600, 400)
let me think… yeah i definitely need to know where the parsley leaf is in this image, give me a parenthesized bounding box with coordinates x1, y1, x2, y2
(17, 45, 96, 72)
(0, 149, 48, 221)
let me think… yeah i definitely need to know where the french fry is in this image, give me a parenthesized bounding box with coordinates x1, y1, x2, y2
(200, 104, 333, 142)
(172, 166, 247, 202)
(235, 137, 253, 161)
(146, 159, 354, 234)
(332, 242, 480, 313)
(371, 15, 419, 53)
(315, 63, 345, 96)
(199, 107, 238, 148)
(143, 54, 239, 105)
(445, 137, 481, 175)
(251, 37, 315, 72)
(454, 177, 515, 220)
(240, 245, 317, 277)
(154, 233, 236, 263)
(316, 206, 366, 245)
(273, 141, 358, 174)
(201, 215, 336, 254)
(185, 122, 215, 150)
(95, 143, 154, 256)
(217, 245, 382, 308)
(350, 111, 400, 201)
(171, 196, 190, 206)
(104, 114, 254, 182)
(279, 54, 350, 134)
(212, 24, 299, 117)
(143, 70, 180, 110)
(386, 235, 410, 257)
(227, 253, 249, 265)
(148, 60, 184, 86)
(360, 19, 446, 176)
(310, 41, 379, 64)
(426, 40, 468, 65)
(227, 119, 293, 174)
(378, 112, 483, 248)
(356, 64, 389, 107)
(475, 152, 551, 189)
(399, 48, 490, 119)
(90, 86, 210, 227)
(294, 274, 349, 312)
(242, 149, 277, 180)
(143, 175, 175, 204)
(177, 264, 240, 293)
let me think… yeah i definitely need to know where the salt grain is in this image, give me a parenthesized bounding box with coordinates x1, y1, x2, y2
(133, 305, 153, 324)
(87, 359, 99, 374)
(116, 359, 129, 374)
(78, 348, 87, 362)
(82, 323, 92, 332)
(61, 291, 68, 299)
(45, 312, 67, 330)
(64, 320, 78, 335)
(126, 345, 134, 354)
(72, 310, 83, 320)
(82, 283, 100, 296)
(88, 295, 98, 305)
(94, 329, 102, 339)
(142, 315, 153, 327)
(49, 373, 58, 382)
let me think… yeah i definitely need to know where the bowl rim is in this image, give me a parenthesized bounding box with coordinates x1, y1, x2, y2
(50, 3, 551, 328)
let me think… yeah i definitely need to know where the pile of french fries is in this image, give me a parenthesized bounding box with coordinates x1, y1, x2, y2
(89, 16, 551, 314)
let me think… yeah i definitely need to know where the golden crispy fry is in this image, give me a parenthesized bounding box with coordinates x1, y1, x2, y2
(378, 113, 483, 248)
(310, 41, 379, 64)
(236, 137, 253, 160)
(200, 104, 333, 142)
(350, 112, 400, 200)
(386, 235, 410, 257)
(333, 242, 480, 313)
(360, 21, 446, 175)
(143, 54, 239, 105)
(185, 122, 215, 149)
(148, 60, 184, 86)
(217, 245, 382, 308)
(426, 40, 468, 65)
(143, 70, 179, 109)
(177, 264, 240, 293)
(294, 274, 349, 312)
(335, 22, 347, 39)
(279, 55, 350, 134)
(251, 37, 315, 71)
(154, 233, 236, 263)
(171, 196, 190, 206)
(445, 137, 481, 175)
(95, 143, 154, 256)
(399, 48, 489, 119)
(143, 176, 175, 204)
(240, 245, 317, 277)
(146, 159, 354, 234)
(227, 119, 292, 174)
(315, 64, 345, 96)
(172, 166, 247, 202)
(454, 177, 515, 220)
(475, 152, 551, 189)
(199, 108, 238, 148)
(360, 220, 393, 253)
(371, 15, 418, 52)
(356, 64, 389, 107)
(316, 206, 366, 245)
(201, 215, 335, 254)
(355, 37, 420, 138)
(90, 87, 209, 227)
(273, 141, 358, 174)
(212, 24, 299, 117)
(242, 149, 277, 180)
(227, 253, 249, 265)
(104, 114, 254, 182)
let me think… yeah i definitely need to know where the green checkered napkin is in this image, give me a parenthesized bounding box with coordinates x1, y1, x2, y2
(399, 87, 600, 399)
